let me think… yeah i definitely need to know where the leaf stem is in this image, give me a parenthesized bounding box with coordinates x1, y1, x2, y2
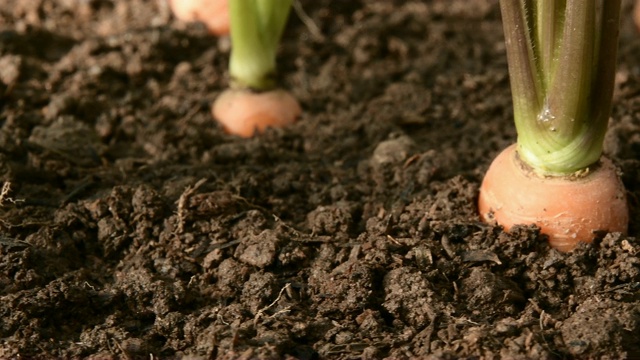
(501, 0, 621, 175)
(229, 0, 293, 91)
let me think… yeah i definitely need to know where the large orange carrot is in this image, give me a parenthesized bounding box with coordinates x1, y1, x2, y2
(479, 1, 629, 252)
(169, 0, 230, 36)
(479, 145, 628, 252)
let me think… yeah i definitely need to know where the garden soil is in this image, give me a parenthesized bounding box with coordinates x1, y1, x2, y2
(1, 0, 639, 358)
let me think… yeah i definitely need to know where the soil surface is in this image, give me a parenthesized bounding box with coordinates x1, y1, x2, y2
(1, 0, 640, 358)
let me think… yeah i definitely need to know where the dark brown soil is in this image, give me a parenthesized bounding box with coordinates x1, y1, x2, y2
(1, 0, 639, 358)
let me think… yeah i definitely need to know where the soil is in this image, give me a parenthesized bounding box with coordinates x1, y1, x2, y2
(0, 0, 639, 358)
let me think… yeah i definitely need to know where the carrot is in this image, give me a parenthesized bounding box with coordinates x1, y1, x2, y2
(480, 1, 629, 252)
(211, 0, 299, 137)
(169, 0, 230, 36)
(212, 88, 300, 138)
(479, 145, 628, 252)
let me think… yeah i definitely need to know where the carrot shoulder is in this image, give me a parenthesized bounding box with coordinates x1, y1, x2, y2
(478, 145, 628, 252)
(212, 88, 301, 138)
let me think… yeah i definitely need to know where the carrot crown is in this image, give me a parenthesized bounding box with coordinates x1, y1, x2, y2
(500, 0, 621, 175)
(229, 0, 293, 91)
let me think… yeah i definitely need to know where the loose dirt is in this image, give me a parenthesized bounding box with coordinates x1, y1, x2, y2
(0, 0, 639, 358)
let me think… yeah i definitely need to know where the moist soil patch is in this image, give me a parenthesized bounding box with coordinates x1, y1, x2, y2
(1, 0, 639, 358)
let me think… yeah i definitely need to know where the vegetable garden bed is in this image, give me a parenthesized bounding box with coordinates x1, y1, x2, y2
(0, 0, 638, 358)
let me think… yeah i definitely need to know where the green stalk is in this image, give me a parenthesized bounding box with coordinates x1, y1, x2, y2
(500, 0, 621, 175)
(229, 0, 293, 91)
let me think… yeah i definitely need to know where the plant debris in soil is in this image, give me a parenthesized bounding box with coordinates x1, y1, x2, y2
(0, 0, 639, 358)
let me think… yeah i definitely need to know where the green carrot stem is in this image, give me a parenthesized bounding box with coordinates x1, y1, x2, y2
(534, 0, 564, 88)
(588, 0, 622, 155)
(229, 0, 293, 91)
(500, 0, 621, 175)
(500, 0, 543, 137)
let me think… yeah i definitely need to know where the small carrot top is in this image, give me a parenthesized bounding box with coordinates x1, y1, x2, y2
(229, 0, 293, 91)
